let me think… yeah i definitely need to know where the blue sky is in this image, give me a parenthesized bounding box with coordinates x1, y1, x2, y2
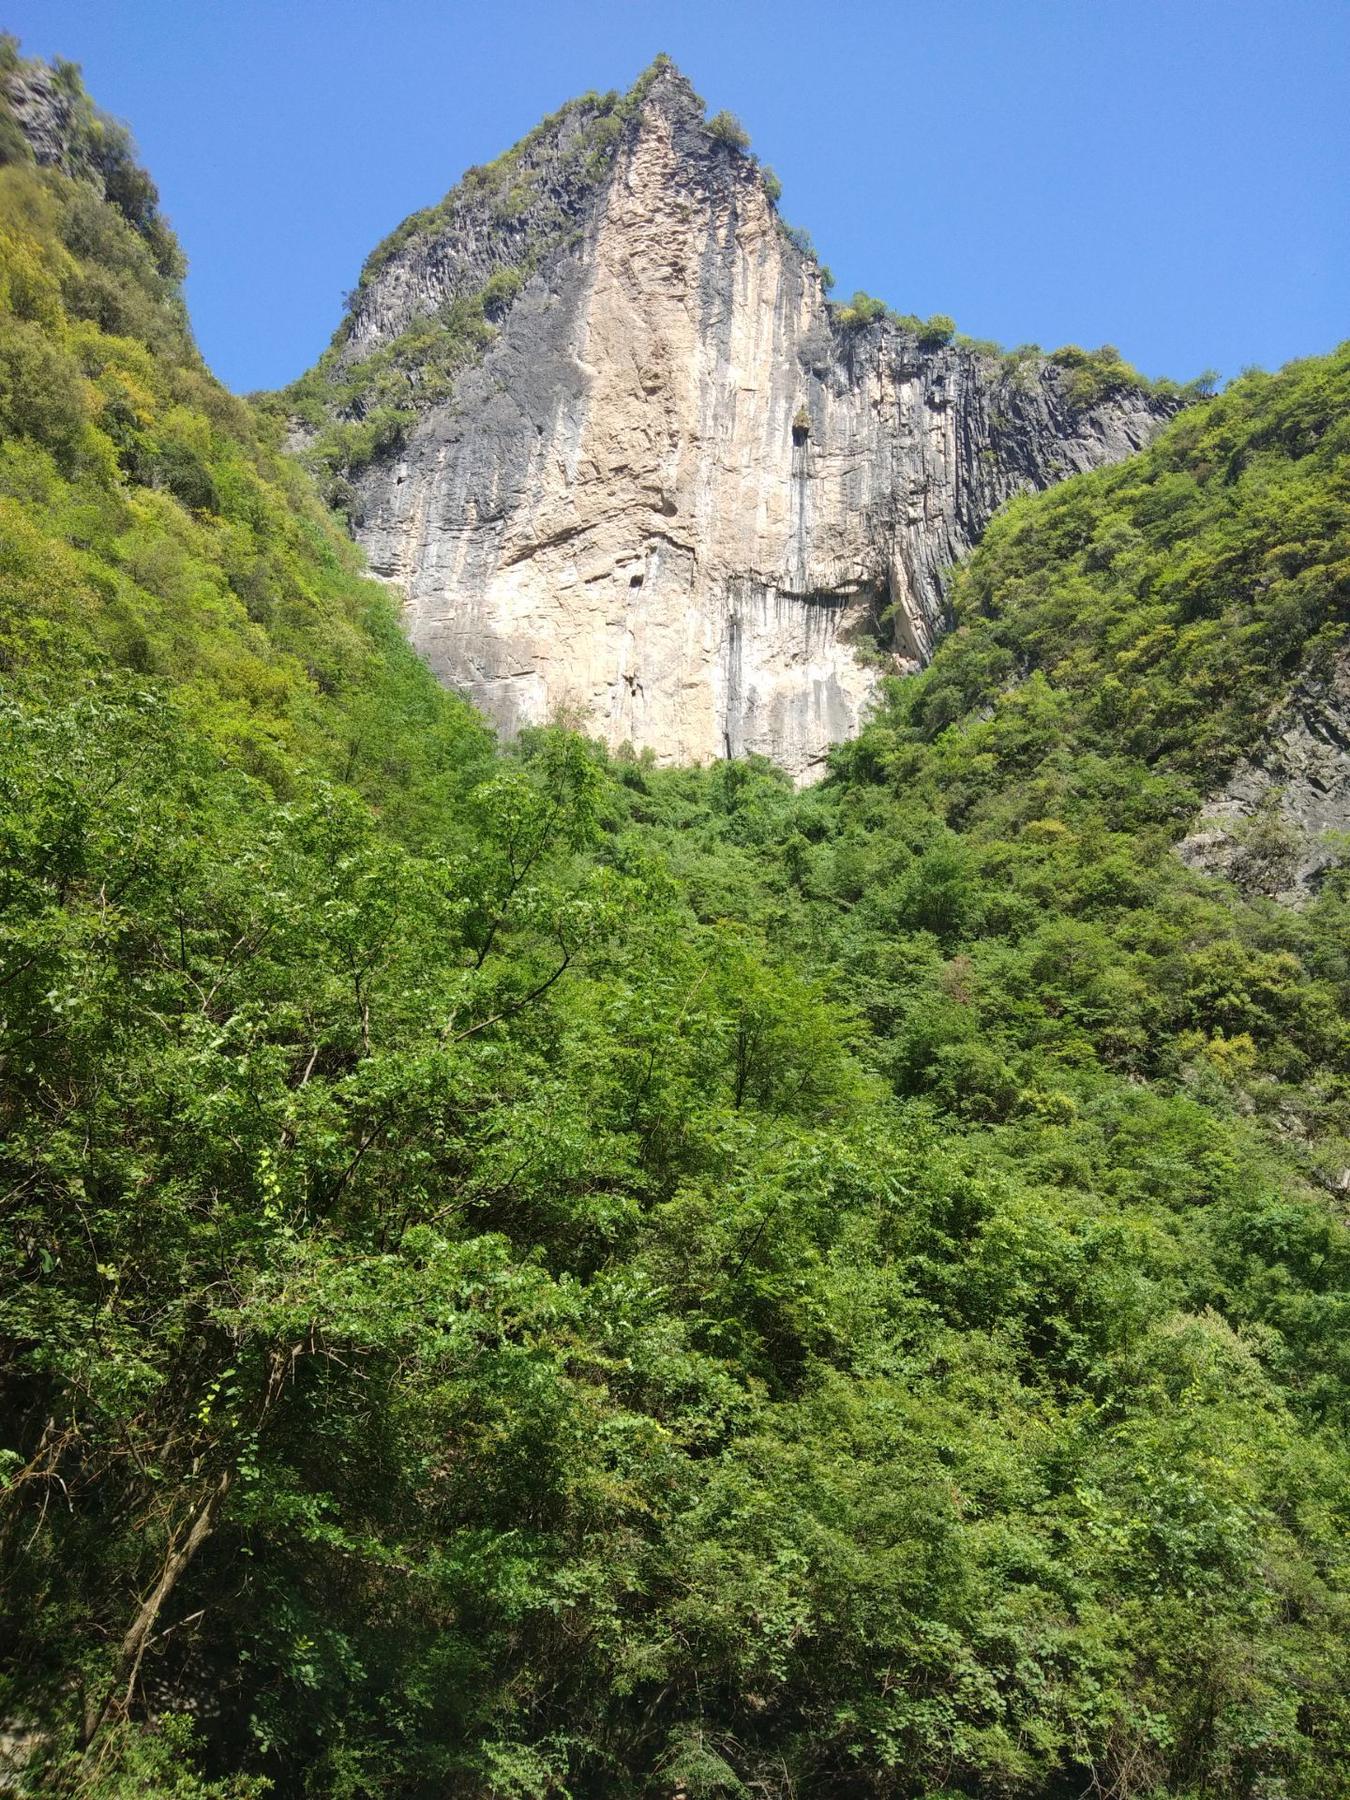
(8, 0, 1347, 394)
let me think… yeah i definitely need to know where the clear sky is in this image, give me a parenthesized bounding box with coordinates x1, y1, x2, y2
(7, 0, 1347, 395)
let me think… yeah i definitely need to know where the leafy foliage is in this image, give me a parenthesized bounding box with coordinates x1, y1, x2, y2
(1, 50, 1348, 1800)
(707, 110, 751, 150)
(0, 43, 182, 280)
(834, 289, 889, 331)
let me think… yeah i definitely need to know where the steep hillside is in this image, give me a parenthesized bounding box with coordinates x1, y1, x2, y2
(278, 59, 1185, 777)
(0, 42, 493, 830)
(1, 43, 1348, 1800)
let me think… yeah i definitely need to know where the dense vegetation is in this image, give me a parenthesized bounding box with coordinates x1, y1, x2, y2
(2, 46, 1348, 1800)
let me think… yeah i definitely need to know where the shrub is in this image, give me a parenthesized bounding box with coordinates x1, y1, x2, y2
(1049, 342, 1149, 407)
(918, 312, 956, 347)
(707, 109, 751, 150)
(481, 265, 524, 315)
(782, 222, 817, 259)
(835, 291, 888, 331)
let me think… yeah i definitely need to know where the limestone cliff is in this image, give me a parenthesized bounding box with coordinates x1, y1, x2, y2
(297, 62, 1178, 778)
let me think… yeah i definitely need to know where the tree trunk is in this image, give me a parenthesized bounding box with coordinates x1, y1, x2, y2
(81, 1464, 233, 1748)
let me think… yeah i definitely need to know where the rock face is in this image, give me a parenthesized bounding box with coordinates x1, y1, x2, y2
(1, 61, 77, 169)
(324, 64, 1177, 779)
(1177, 644, 1350, 903)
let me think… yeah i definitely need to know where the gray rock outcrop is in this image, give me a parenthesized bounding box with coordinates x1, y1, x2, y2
(1177, 642, 1350, 903)
(1, 60, 78, 169)
(311, 63, 1180, 778)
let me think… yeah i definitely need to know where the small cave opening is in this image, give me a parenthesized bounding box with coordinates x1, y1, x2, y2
(869, 572, 896, 652)
(791, 404, 811, 447)
(830, 573, 902, 664)
(629, 573, 644, 589)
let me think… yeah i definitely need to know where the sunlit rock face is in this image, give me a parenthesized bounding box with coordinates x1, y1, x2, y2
(337, 65, 1176, 780)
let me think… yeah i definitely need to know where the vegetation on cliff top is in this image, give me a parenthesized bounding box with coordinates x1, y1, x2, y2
(828, 287, 1215, 408)
(268, 56, 806, 508)
(268, 60, 700, 508)
(275, 51, 1206, 509)
(1, 45, 1348, 1800)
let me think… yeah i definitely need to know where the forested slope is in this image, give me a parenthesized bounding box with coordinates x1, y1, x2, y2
(1, 46, 1347, 1800)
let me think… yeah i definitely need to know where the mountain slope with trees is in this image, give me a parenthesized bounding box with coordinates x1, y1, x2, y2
(1, 43, 1347, 1800)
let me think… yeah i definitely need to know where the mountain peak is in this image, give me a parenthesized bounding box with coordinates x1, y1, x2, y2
(281, 57, 1182, 777)
(290, 64, 1177, 777)
(629, 53, 705, 123)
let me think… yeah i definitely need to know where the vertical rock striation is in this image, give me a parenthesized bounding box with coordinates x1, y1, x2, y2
(311, 63, 1178, 779)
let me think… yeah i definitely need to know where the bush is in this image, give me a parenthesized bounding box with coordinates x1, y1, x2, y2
(481, 264, 524, 316)
(782, 222, 817, 259)
(835, 290, 888, 331)
(1049, 342, 1151, 407)
(707, 109, 751, 150)
(918, 312, 956, 347)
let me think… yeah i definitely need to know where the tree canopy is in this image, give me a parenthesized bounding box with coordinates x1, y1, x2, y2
(1, 48, 1347, 1800)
